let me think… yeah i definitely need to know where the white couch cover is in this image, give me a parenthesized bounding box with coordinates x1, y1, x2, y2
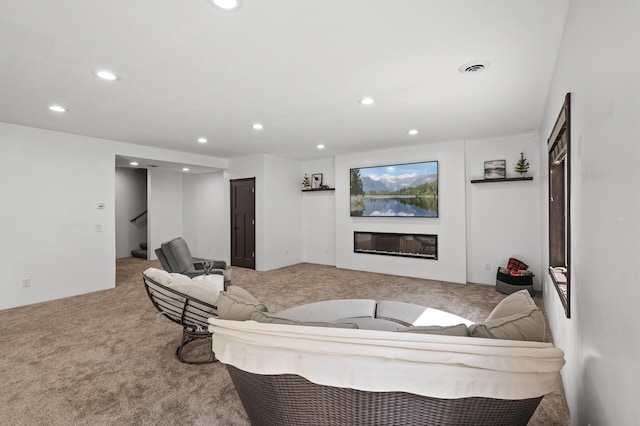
(208, 318, 565, 400)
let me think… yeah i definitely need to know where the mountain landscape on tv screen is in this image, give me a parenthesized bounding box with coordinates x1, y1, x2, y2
(361, 173, 437, 193)
(350, 162, 439, 217)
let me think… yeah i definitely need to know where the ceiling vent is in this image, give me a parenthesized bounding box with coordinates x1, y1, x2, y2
(459, 60, 491, 74)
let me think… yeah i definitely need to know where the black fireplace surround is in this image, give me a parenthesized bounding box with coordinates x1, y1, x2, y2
(354, 232, 437, 260)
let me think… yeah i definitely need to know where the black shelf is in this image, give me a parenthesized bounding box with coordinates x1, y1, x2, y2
(301, 188, 335, 192)
(470, 177, 533, 184)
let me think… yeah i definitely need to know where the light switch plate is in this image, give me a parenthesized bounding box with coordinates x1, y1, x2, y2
(95, 224, 105, 232)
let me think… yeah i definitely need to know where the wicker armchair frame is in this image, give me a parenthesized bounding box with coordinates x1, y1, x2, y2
(142, 274, 221, 364)
(226, 365, 543, 426)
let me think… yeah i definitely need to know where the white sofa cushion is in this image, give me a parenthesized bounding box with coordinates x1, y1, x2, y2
(274, 299, 376, 322)
(376, 301, 474, 327)
(143, 267, 221, 306)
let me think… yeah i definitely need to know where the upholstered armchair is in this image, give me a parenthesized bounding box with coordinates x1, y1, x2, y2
(155, 237, 226, 278)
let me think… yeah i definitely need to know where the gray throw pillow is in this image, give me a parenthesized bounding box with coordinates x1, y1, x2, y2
(468, 309, 545, 341)
(226, 286, 261, 304)
(468, 290, 546, 341)
(397, 324, 469, 336)
(216, 287, 268, 321)
(250, 311, 358, 328)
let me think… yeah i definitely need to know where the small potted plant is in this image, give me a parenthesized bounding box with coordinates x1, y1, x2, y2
(302, 173, 311, 190)
(514, 153, 530, 177)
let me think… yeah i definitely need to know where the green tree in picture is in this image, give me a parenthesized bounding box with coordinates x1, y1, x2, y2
(514, 153, 530, 177)
(350, 168, 364, 195)
(350, 168, 365, 216)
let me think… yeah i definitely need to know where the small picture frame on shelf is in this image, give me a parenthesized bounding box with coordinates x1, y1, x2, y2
(484, 160, 506, 180)
(311, 173, 323, 189)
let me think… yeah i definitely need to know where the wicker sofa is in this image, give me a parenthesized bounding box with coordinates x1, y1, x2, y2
(208, 289, 565, 426)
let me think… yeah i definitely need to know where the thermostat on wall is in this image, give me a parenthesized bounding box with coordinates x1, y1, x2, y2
(96, 202, 105, 209)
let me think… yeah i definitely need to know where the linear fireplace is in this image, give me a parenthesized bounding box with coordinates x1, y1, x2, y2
(354, 232, 437, 260)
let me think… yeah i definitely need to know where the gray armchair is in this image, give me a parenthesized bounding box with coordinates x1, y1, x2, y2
(155, 237, 226, 278)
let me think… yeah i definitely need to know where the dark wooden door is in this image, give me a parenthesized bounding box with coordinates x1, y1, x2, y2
(230, 178, 255, 269)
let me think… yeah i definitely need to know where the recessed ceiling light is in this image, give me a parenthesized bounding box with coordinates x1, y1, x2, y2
(197, 137, 208, 143)
(130, 161, 139, 166)
(182, 167, 190, 172)
(360, 97, 375, 105)
(93, 69, 120, 81)
(317, 144, 325, 150)
(458, 60, 491, 74)
(252, 123, 264, 130)
(208, 0, 241, 11)
(49, 105, 67, 112)
(408, 129, 419, 136)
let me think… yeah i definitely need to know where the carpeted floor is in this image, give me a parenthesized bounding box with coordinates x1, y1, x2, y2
(0, 258, 569, 425)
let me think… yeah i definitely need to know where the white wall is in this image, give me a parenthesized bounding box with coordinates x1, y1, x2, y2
(147, 171, 227, 263)
(302, 158, 336, 265)
(115, 168, 147, 258)
(225, 154, 304, 271)
(262, 155, 303, 270)
(0, 122, 228, 310)
(147, 169, 184, 260)
(183, 172, 226, 261)
(465, 133, 541, 288)
(0, 123, 115, 310)
(539, 1, 640, 424)
(335, 140, 467, 283)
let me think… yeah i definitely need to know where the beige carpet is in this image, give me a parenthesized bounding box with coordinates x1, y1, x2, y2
(0, 258, 569, 425)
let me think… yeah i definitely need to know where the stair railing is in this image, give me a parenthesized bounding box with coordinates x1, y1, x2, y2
(130, 210, 147, 224)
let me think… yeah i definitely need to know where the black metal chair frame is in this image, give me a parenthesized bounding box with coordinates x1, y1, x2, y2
(142, 274, 221, 365)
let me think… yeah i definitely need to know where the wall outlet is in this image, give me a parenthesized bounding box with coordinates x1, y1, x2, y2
(484, 263, 491, 270)
(325, 249, 329, 255)
(22, 278, 31, 288)
(285, 249, 289, 255)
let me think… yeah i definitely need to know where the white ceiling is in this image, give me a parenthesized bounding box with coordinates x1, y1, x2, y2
(0, 0, 568, 162)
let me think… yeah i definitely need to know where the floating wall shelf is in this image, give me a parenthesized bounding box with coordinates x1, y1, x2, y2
(301, 188, 335, 192)
(470, 177, 533, 184)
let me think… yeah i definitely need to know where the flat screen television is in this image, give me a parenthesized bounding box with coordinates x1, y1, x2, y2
(350, 161, 438, 217)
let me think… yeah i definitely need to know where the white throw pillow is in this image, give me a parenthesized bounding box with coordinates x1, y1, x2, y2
(486, 289, 539, 321)
(468, 290, 545, 341)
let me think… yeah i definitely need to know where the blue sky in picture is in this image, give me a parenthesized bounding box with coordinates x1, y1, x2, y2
(359, 161, 437, 179)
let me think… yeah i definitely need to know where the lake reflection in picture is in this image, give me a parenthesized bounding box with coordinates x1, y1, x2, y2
(362, 196, 437, 217)
(350, 161, 438, 217)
